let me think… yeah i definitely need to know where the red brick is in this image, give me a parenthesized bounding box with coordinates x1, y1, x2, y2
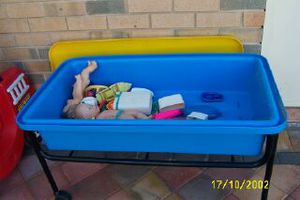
(6, 3, 45, 18)
(128, 0, 172, 12)
(108, 14, 149, 29)
(28, 17, 67, 32)
(131, 29, 174, 37)
(0, 61, 11, 72)
(0, 4, 7, 19)
(0, 19, 29, 33)
(174, 0, 219, 11)
(3, 48, 38, 60)
(244, 11, 265, 27)
(197, 12, 242, 27)
(15, 33, 51, 46)
(151, 13, 194, 28)
(23, 60, 50, 73)
(67, 16, 107, 30)
(0, 34, 16, 47)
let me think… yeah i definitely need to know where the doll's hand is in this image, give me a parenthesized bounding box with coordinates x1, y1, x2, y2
(86, 61, 97, 72)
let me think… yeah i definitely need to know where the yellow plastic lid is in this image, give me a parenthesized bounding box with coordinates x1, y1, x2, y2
(49, 36, 243, 71)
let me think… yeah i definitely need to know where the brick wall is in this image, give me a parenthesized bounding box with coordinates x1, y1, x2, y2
(0, 0, 266, 87)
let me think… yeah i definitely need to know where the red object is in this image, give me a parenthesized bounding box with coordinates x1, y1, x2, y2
(152, 109, 183, 120)
(0, 67, 35, 181)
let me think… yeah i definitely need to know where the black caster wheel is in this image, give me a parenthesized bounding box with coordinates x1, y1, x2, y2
(55, 190, 72, 200)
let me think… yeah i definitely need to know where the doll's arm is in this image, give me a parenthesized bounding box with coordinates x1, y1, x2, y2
(63, 61, 98, 117)
(71, 61, 98, 102)
(80, 61, 97, 89)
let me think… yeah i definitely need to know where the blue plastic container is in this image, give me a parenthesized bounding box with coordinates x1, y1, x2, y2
(17, 54, 287, 155)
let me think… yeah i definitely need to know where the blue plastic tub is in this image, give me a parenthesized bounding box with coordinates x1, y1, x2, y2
(17, 54, 287, 155)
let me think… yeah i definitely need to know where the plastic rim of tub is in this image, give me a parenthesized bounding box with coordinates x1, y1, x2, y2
(49, 36, 243, 71)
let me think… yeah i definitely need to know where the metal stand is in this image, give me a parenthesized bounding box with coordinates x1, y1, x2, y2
(27, 132, 72, 200)
(25, 131, 278, 200)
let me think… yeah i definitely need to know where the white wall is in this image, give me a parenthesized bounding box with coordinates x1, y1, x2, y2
(262, 0, 300, 106)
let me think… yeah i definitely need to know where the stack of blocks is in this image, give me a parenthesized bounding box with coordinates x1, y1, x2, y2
(0, 0, 266, 88)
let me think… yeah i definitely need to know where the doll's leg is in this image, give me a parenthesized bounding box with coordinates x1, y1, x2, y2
(96, 110, 150, 119)
(130, 111, 151, 119)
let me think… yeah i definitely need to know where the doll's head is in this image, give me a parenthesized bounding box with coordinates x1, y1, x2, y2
(73, 97, 99, 119)
(74, 103, 99, 119)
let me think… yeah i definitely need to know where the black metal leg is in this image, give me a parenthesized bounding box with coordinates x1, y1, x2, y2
(261, 134, 278, 200)
(26, 132, 72, 200)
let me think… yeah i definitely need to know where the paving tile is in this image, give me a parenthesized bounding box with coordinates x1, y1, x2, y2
(205, 168, 255, 180)
(69, 169, 120, 200)
(61, 162, 106, 185)
(277, 152, 300, 165)
(107, 164, 151, 186)
(18, 154, 42, 180)
(153, 167, 202, 190)
(290, 184, 300, 200)
(288, 129, 300, 151)
(164, 193, 183, 200)
(178, 174, 230, 200)
(0, 184, 34, 200)
(224, 194, 240, 200)
(285, 196, 296, 200)
(106, 190, 131, 200)
(256, 165, 300, 193)
(27, 166, 69, 200)
(287, 108, 300, 122)
(129, 171, 171, 200)
(0, 169, 25, 194)
(234, 174, 286, 200)
(277, 131, 293, 152)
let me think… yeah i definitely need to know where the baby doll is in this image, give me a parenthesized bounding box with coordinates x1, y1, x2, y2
(63, 61, 150, 120)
